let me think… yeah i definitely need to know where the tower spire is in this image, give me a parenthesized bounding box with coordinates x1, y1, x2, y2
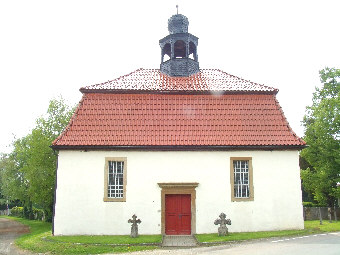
(159, 13, 199, 77)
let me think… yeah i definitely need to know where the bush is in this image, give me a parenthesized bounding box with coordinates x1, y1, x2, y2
(32, 207, 45, 221)
(303, 202, 314, 207)
(10, 206, 45, 221)
(23, 206, 33, 220)
(45, 211, 53, 222)
(303, 202, 325, 207)
(10, 206, 24, 217)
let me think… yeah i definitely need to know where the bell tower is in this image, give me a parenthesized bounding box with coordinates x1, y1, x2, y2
(159, 13, 199, 77)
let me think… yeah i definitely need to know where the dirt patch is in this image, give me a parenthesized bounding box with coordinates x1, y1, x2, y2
(0, 218, 32, 255)
(0, 226, 30, 234)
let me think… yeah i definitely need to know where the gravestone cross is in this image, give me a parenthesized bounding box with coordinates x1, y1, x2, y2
(214, 213, 231, 236)
(128, 214, 141, 238)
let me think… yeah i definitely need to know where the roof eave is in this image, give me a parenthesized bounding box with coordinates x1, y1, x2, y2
(51, 144, 306, 151)
(79, 88, 279, 95)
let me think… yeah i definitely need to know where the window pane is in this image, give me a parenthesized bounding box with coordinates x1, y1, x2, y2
(109, 175, 114, 185)
(108, 161, 114, 174)
(233, 160, 250, 198)
(108, 161, 124, 198)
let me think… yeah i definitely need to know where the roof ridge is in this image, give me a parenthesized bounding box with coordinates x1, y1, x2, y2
(116, 68, 145, 81)
(80, 68, 279, 93)
(212, 68, 278, 92)
(81, 68, 146, 90)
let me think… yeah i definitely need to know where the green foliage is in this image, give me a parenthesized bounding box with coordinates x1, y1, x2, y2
(302, 202, 314, 207)
(302, 201, 325, 207)
(10, 206, 24, 217)
(0, 153, 29, 205)
(0, 168, 4, 208)
(301, 67, 340, 207)
(0, 97, 74, 221)
(33, 207, 45, 221)
(10, 206, 45, 221)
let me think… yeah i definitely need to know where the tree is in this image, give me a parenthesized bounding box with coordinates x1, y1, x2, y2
(301, 67, 340, 207)
(0, 154, 9, 210)
(0, 97, 74, 220)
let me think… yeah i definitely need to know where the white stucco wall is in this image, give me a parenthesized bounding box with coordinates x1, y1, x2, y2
(53, 150, 304, 235)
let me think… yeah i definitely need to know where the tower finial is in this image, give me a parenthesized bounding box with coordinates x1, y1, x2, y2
(160, 13, 199, 77)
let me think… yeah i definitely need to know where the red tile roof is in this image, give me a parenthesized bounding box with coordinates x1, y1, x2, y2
(81, 69, 278, 94)
(52, 93, 305, 149)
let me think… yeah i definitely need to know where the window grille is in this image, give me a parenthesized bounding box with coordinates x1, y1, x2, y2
(233, 160, 250, 198)
(107, 161, 124, 198)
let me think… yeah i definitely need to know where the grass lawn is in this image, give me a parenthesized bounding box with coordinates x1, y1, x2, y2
(46, 234, 161, 245)
(2, 216, 160, 254)
(196, 220, 340, 243)
(2, 216, 340, 254)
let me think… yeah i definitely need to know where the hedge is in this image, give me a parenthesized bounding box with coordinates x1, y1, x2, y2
(10, 206, 45, 221)
(10, 206, 24, 217)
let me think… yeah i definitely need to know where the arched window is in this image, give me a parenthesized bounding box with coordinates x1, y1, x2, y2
(189, 42, 197, 61)
(162, 43, 171, 62)
(174, 40, 186, 58)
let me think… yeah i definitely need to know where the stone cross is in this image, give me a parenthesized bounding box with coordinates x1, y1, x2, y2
(214, 213, 231, 236)
(128, 214, 141, 238)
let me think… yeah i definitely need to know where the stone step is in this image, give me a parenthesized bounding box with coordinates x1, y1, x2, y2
(162, 235, 198, 247)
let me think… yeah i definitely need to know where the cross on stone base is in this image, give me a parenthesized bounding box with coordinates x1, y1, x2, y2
(128, 214, 141, 238)
(214, 213, 231, 236)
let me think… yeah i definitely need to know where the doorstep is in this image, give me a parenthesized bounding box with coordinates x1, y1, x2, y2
(162, 235, 199, 247)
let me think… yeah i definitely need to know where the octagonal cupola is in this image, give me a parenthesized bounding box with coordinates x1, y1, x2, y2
(160, 13, 199, 77)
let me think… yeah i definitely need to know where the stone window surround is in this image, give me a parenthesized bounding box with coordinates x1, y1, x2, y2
(103, 157, 127, 202)
(230, 157, 254, 202)
(158, 182, 198, 235)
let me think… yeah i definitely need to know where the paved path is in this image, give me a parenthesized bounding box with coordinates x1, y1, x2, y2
(0, 218, 31, 255)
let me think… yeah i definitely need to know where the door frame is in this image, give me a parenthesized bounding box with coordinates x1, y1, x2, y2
(158, 182, 198, 235)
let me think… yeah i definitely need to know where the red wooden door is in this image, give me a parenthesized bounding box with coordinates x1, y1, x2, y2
(165, 194, 191, 235)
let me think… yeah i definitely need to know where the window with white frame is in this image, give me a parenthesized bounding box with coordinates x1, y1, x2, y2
(230, 157, 254, 201)
(108, 161, 124, 198)
(233, 160, 249, 198)
(104, 157, 127, 202)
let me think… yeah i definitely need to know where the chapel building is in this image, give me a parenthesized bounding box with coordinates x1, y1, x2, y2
(52, 13, 305, 236)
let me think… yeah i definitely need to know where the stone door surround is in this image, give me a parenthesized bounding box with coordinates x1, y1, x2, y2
(158, 182, 198, 235)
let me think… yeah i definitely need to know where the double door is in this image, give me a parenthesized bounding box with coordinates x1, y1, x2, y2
(165, 194, 191, 235)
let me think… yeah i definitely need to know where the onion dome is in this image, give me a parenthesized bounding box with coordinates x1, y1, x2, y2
(168, 14, 189, 34)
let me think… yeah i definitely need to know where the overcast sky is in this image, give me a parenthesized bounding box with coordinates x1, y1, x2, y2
(1, 0, 339, 153)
